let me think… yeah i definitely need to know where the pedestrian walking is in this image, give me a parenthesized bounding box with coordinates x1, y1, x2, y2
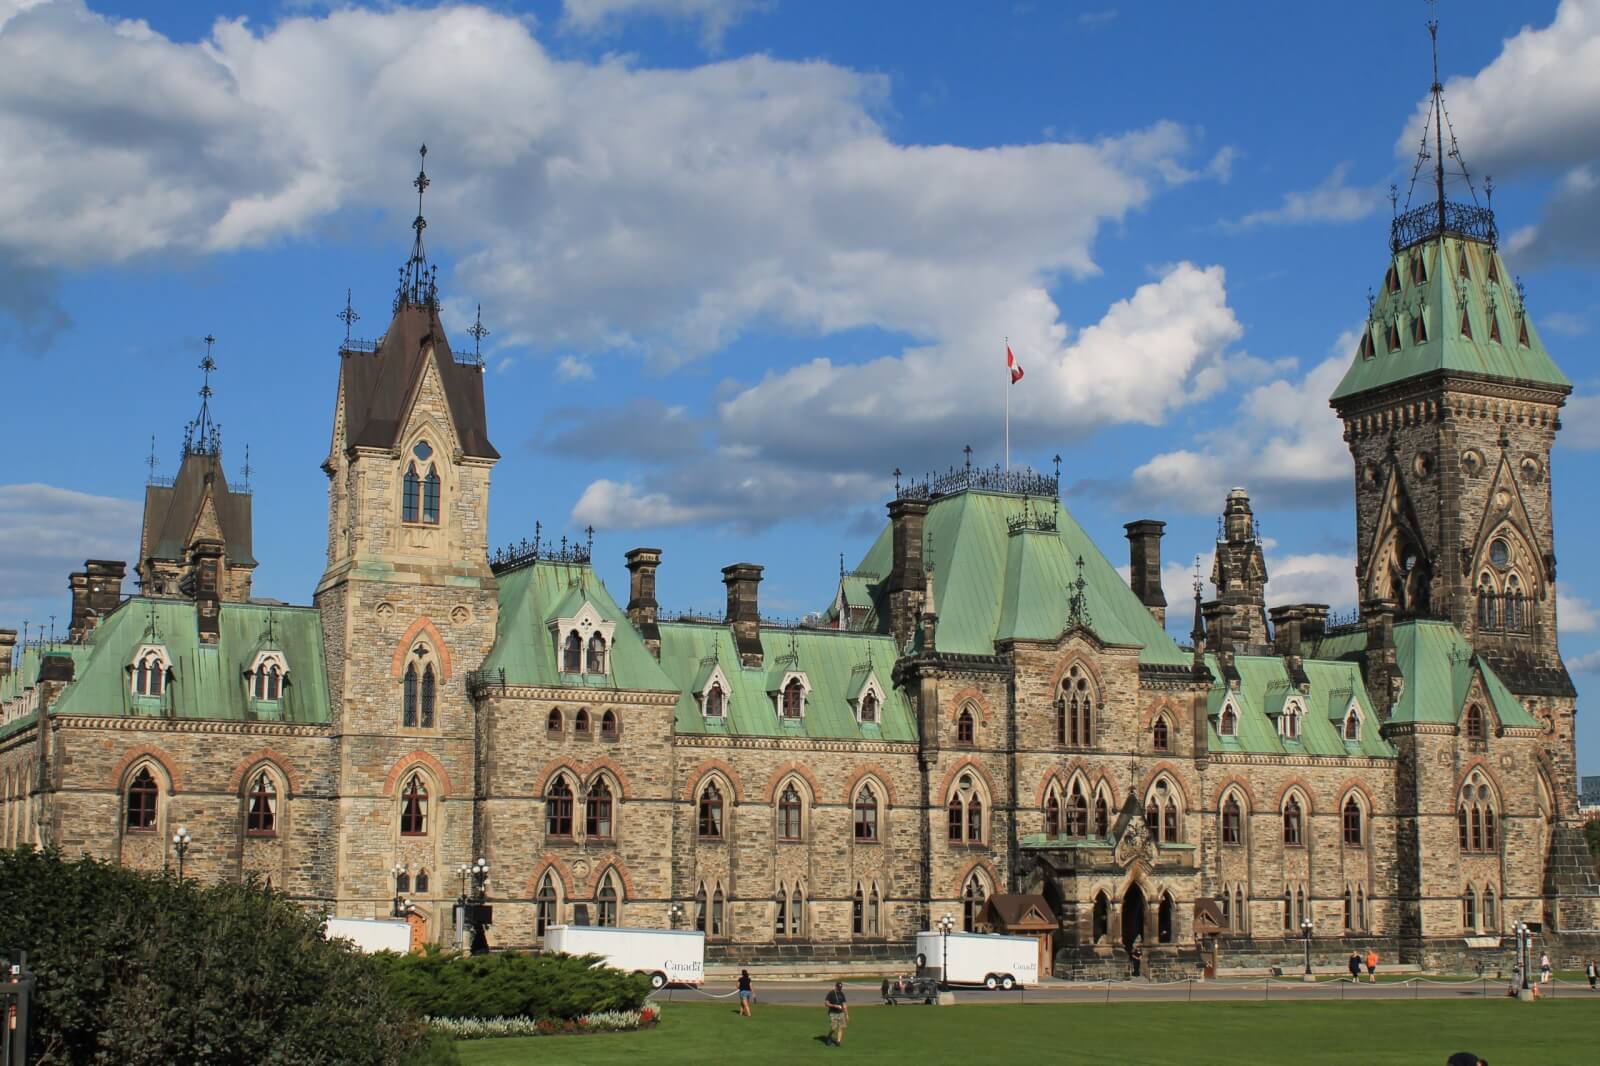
(1585, 959, 1597, 990)
(824, 981, 849, 1046)
(737, 969, 753, 1017)
(1539, 952, 1552, 985)
(1348, 951, 1361, 981)
(1130, 942, 1143, 979)
(1446, 1053, 1487, 1066)
(1365, 948, 1379, 983)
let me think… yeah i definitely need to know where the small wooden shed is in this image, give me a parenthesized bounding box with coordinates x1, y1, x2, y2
(976, 894, 1059, 978)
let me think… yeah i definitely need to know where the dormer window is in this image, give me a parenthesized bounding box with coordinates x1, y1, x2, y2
(782, 678, 804, 718)
(1344, 703, 1362, 742)
(849, 670, 887, 725)
(1411, 313, 1427, 345)
(131, 646, 169, 698)
(586, 633, 608, 674)
(549, 601, 617, 678)
(402, 442, 440, 525)
(247, 651, 289, 702)
(1410, 253, 1426, 285)
(1218, 700, 1238, 737)
(860, 691, 878, 723)
(706, 682, 726, 717)
(1280, 699, 1303, 741)
(563, 631, 582, 673)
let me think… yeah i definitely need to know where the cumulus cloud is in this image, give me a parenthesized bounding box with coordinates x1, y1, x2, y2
(561, 0, 767, 49)
(0, 483, 140, 623)
(1567, 648, 1600, 673)
(1561, 592, 1599, 633)
(1559, 394, 1600, 450)
(1125, 331, 1353, 514)
(1224, 162, 1386, 230)
(1394, 0, 1600, 264)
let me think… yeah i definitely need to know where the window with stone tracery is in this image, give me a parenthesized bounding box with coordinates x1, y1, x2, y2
(1457, 771, 1498, 853)
(246, 770, 278, 836)
(947, 774, 985, 844)
(1056, 664, 1096, 747)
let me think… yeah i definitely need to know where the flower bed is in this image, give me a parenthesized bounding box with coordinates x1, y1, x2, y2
(428, 1007, 660, 1040)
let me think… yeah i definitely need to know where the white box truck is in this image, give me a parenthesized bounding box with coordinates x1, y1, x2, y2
(915, 931, 1039, 990)
(324, 917, 412, 954)
(544, 925, 705, 989)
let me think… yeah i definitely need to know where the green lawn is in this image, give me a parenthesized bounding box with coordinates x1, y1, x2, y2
(453, 1000, 1600, 1065)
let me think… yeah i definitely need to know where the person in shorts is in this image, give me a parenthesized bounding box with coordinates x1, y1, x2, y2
(738, 969, 753, 1017)
(1366, 948, 1379, 983)
(824, 981, 849, 1046)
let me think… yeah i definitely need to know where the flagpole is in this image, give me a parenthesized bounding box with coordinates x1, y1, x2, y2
(1004, 337, 1010, 472)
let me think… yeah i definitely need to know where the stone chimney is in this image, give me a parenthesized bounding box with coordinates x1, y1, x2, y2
(625, 547, 663, 659)
(1300, 604, 1329, 644)
(190, 537, 225, 645)
(87, 560, 126, 616)
(1361, 599, 1399, 719)
(67, 571, 92, 643)
(1124, 520, 1167, 626)
(886, 497, 929, 650)
(0, 629, 16, 680)
(1202, 601, 1236, 655)
(1270, 603, 1330, 659)
(722, 563, 764, 668)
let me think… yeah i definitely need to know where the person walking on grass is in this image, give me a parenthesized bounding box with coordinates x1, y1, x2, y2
(1348, 951, 1362, 981)
(824, 981, 849, 1046)
(1366, 948, 1379, 983)
(1539, 952, 1552, 985)
(1586, 959, 1597, 990)
(737, 969, 753, 1017)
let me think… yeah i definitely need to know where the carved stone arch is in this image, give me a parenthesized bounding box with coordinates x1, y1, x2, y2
(946, 687, 994, 724)
(226, 749, 303, 796)
(111, 746, 182, 793)
(382, 751, 453, 797)
(763, 762, 821, 805)
(845, 767, 895, 808)
(1363, 464, 1433, 613)
(952, 857, 1000, 898)
(1334, 778, 1376, 816)
(527, 854, 577, 899)
(583, 757, 634, 799)
(398, 357, 465, 457)
(533, 757, 584, 796)
(1136, 763, 1193, 808)
(1275, 780, 1315, 815)
(938, 756, 997, 803)
(1048, 653, 1105, 699)
(1213, 775, 1259, 811)
(1456, 758, 1505, 805)
(682, 760, 744, 804)
(1468, 452, 1543, 590)
(586, 854, 638, 898)
(389, 617, 453, 681)
(1033, 767, 1069, 809)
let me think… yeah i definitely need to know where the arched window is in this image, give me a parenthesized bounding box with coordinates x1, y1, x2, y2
(852, 883, 865, 935)
(1158, 893, 1174, 944)
(778, 783, 804, 841)
(400, 774, 428, 836)
(791, 886, 805, 937)
(402, 462, 421, 523)
(546, 777, 574, 837)
(1235, 888, 1246, 932)
(962, 873, 988, 932)
(1094, 793, 1109, 837)
(246, 771, 277, 836)
(1464, 703, 1486, 741)
(403, 663, 418, 728)
(1163, 801, 1178, 843)
(694, 884, 707, 932)
(1458, 773, 1498, 853)
(705, 683, 726, 718)
(126, 766, 158, 831)
(133, 650, 167, 697)
(698, 781, 724, 839)
(1296, 887, 1306, 926)
(1152, 715, 1169, 752)
(1092, 892, 1109, 942)
(422, 465, 440, 524)
(1342, 796, 1363, 847)
(1221, 794, 1242, 845)
(600, 709, 618, 737)
(253, 658, 285, 702)
(547, 707, 563, 732)
(415, 869, 429, 894)
(596, 871, 620, 928)
(1044, 791, 1061, 837)
(853, 785, 879, 842)
(957, 708, 975, 745)
(585, 778, 613, 839)
(1483, 886, 1497, 931)
(563, 631, 583, 673)
(420, 664, 436, 728)
(535, 872, 559, 937)
(860, 691, 879, 723)
(587, 633, 607, 674)
(1061, 664, 1095, 747)
(1282, 704, 1301, 741)
(782, 679, 804, 719)
(711, 885, 725, 937)
(575, 708, 590, 734)
(775, 887, 788, 937)
(1218, 704, 1237, 737)
(1344, 708, 1360, 741)
(1067, 783, 1088, 837)
(1145, 798, 1160, 835)
(1506, 574, 1525, 630)
(947, 774, 983, 844)
(868, 884, 881, 936)
(1462, 886, 1477, 931)
(1282, 796, 1303, 846)
(395, 870, 410, 894)
(1342, 886, 1353, 929)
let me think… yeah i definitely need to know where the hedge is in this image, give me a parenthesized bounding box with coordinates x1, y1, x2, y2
(0, 847, 446, 1066)
(371, 949, 651, 1021)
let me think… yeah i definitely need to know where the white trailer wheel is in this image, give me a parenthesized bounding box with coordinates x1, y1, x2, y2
(983, 974, 998, 991)
(1000, 975, 1016, 991)
(650, 971, 668, 990)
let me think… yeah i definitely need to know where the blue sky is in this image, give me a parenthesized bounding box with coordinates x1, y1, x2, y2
(3, 0, 1599, 771)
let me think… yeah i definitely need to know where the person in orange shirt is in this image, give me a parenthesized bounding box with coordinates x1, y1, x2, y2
(1365, 949, 1379, 983)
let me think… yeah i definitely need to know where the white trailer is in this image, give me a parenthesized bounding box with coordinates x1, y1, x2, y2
(324, 917, 412, 954)
(915, 931, 1039, 990)
(544, 925, 705, 989)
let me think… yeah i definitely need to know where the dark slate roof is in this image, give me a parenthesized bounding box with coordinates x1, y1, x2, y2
(340, 304, 497, 459)
(141, 451, 255, 568)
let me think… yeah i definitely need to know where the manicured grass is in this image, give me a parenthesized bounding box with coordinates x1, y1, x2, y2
(453, 999, 1600, 1065)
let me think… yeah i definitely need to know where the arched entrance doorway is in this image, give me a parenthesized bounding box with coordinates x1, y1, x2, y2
(1121, 884, 1146, 951)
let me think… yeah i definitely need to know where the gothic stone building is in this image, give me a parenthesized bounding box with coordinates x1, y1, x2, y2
(3, 136, 1597, 975)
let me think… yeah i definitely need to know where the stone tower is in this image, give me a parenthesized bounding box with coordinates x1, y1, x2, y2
(315, 147, 501, 924)
(1207, 488, 1268, 649)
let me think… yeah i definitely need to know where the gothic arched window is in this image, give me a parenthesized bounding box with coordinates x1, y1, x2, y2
(782, 679, 804, 719)
(563, 631, 582, 673)
(1221, 795, 1242, 845)
(1067, 782, 1088, 837)
(586, 633, 607, 675)
(1219, 704, 1237, 737)
(1061, 664, 1095, 747)
(422, 465, 440, 524)
(246, 771, 277, 836)
(400, 774, 428, 836)
(778, 783, 804, 841)
(596, 871, 620, 928)
(585, 778, 613, 839)
(402, 462, 421, 523)
(420, 664, 436, 728)
(545, 776, 574, 838)
(705, 683, 726, 718)
(1044, 791, 1061, 837)
(1282, 796, 1303, 846)
(1464, 703, 1486, 741)
(126, 767, 158, 831)
(535, 872, 559, 937)
(600, 709, 619, 737)
(853, 785, 879, 842)
(962, 873, 988, 932)
(957, 708, 974, 745)
(698, 781, 724, 839)
(947, 774, 984, 844)
(403, 663, 419, 728)
(1152, 715, 1169, 752)
(1342, 796, 1363, 847)
(1094, 793, 1109, 837)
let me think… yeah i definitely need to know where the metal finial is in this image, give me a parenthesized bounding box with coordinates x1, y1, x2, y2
(963, 445, 973, 471)
(1052, 454, 1062, 482)
(585, 525, 595, 556)
(146, 435, 159, 485)
(1366, 287, 1376, 318)
(467, 303, 489, 364)
(397, 144, 438, 311)
(892, 467, 901, 494)
(241, 444, 253, 491)
(840, 552, 846, 579)
(338, 288, 360, 345)
(1389, 183, 1398, 218)
(184, 335, 221, 456)
(1192, 555, 1203, 597)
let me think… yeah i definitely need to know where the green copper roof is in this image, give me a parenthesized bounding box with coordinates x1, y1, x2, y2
(844, 490, 1188, 665)
(1203, 654, 1391, 758)
(480, 561, 676, 692)
(48, 598, 330, 724)
(658, 623, 914, 741)
(1388, 619, 1538, 728)
(1331, 236, 1570, 403)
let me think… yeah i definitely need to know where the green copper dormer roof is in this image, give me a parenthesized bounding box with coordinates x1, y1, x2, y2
(1387, 619, 1538, 728)
(1201, 653, 1391, 758)
(1331, 236, 1570, 404)
(482, 561, 675, 691)
(45, 598, 329, 724)
(842, 490, 1188, 665)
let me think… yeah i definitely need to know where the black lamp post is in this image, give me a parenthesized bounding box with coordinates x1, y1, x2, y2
(172, 825, 191, 882)
(938, 912, 956, 988)
(669, 902, 684, 929)
(1300, 918, 1314, 982)
(391, 863, 411, 919)
(1515, 922, 1531, 999)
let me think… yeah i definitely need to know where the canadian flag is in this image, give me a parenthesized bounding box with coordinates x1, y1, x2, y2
(1007, 344, 1024, 384)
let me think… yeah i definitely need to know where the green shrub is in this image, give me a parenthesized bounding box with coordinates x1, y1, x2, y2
(371, 949, 651, 1021)
(0, 847, 430, 1066)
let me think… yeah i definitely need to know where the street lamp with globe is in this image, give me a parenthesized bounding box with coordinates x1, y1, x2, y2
(172, 825, 192, 881)
(938, 912, 956, 987)
(1300, 918, 1314, 981)
(669, 902, 684, 929)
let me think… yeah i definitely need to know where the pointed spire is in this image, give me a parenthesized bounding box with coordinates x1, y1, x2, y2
(183, 335, 222, 457)
(146, 434, 159, 485)
(338, 288, 360, 346)
(395, 144, 439, 312)
(1190, 555, 1206, 646)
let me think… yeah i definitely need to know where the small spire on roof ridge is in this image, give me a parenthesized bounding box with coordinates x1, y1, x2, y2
(395, 144, 439, 312)
(338, 288, 360, 345)
(183, 335, 222, 458)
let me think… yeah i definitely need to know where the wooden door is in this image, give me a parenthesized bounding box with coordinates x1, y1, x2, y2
(407, 912, 428, 953)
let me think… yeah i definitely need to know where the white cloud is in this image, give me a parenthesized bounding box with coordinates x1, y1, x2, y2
(1394, 0, 1600, 263)
(555, 355, 595, 381)
(1225, 162, 1385, 230)
(1127, 332, 1353, 513)
(1540, 311, 1589, 337)
(0, 483, 140, 622)
(561, 0, 766, 49)
(1559, 394, 1600, 451)
(1567, 648, 1600, 673)
(571, 479, 711, 528)
(1561, 592, 1599, 633)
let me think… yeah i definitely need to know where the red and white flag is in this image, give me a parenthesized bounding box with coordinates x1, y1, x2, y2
(1007, 344, 1024, 384)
